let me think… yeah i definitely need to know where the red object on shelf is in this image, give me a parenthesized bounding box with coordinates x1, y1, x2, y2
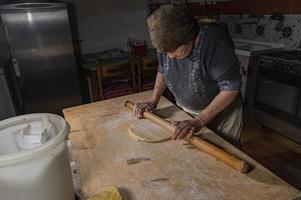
(128, 38, 147, 57)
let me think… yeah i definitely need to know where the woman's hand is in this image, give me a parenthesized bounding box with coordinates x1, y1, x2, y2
(134, 101, 157, 118)
(172, 117, 205, 140)
(134, 72, 166, 118)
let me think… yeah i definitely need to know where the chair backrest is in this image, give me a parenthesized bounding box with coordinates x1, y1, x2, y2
(96, 60, 136, 100)
(141, 58, 158, 73)
(100, 61, 134, 80)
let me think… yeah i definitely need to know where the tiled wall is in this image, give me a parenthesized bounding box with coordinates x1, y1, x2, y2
(220, 15, 301, 49)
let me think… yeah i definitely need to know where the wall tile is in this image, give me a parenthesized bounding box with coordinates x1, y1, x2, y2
(220, 14, 301, 49)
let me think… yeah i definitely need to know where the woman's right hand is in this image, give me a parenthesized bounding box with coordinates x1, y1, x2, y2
(134, 101, 157, 118)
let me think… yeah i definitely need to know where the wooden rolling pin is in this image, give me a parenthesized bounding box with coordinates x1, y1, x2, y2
(125, 100, 250, 173)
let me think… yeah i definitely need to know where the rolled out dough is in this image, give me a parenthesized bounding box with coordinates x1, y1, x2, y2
(129, 119, 171, 143)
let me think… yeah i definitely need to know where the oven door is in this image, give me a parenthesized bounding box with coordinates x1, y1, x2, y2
(255, 68, 300, 122)
(254, 67, 301, 142)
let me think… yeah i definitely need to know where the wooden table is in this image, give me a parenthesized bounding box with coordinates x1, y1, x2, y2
(63, 91, 300, 200)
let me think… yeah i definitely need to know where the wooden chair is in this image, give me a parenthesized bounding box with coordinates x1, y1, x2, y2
(96, 59, 136, 100)
(136, 56, 158, 92)
(134, 50, 176, 103)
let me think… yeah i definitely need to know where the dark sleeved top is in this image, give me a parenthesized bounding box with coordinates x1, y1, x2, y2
(157, 22, 241, 110)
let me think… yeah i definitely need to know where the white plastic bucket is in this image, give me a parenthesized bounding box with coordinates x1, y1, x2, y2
(0, 113, 74, 200)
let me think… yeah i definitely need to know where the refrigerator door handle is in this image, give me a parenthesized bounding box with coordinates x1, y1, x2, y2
(11, 58, 24, 87)
(12, 58, 21, 77)
(3, 60, 24, 114)
(9, 60, 24, 113)
(14, 78, 24, 112)
(5, 27, 23, 83)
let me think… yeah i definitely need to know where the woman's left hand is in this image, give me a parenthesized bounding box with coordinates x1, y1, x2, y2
(171, 118, 205, 140)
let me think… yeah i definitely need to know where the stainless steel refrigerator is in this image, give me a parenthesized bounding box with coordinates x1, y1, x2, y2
(0, 1, 82, 116)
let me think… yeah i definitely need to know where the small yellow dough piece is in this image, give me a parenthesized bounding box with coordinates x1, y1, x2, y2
(87, 186, 123, 200)
(129, 119, 171, 143)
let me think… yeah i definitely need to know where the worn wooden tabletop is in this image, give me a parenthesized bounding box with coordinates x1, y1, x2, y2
(63, 91, 300, 200)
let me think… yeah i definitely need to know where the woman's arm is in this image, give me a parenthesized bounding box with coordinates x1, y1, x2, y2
(151, 72, 167, 106)
(196, 90, 238, 126)
(172, 90, 238, 140)
(134, 72, 167, 118)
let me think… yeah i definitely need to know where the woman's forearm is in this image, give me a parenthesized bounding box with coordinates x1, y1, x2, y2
(197, 90, 238, 125)
(151, 72, 167, 105)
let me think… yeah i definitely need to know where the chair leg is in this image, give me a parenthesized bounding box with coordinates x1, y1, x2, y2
(130, 61, 137, 93)
(96, 66, 105, 100)
(138, 59, 142, 92)
(90, 70, 100, 102)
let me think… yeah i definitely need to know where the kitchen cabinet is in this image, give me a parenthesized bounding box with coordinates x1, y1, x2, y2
(149, 0, 230, 3)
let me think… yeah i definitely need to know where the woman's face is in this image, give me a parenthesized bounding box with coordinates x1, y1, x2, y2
(167, 40, 194, 60)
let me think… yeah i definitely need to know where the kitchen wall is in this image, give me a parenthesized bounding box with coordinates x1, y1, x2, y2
(188, 0, 301, 49)
(64, 0, 301, 53)
(63, 0, 151, 54)
(220, 14, 301, 49)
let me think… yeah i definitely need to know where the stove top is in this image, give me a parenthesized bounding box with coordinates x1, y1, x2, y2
(260, 50, 301, 75)
(262, 50, 301, 63)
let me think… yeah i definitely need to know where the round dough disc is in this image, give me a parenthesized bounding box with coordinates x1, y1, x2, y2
(129, 119, 171, 143)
